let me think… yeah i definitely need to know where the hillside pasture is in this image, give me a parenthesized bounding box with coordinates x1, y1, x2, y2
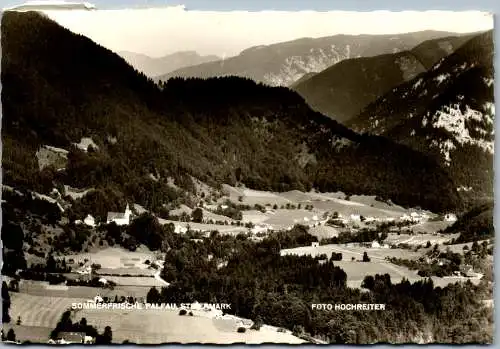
(241, 210, 269, 224)
(76, 308, 304, 344)
(407, 221, 454, 234)
(18, 280, 152, 300)
(438, 239, 493, 253)
(96, 267, 156, 276)
(202, 209, 237, 223)
(158, 219, 248, 235)
(281, 243, 423, 261)
(63, 185, 94, 200)
(99, 276, 165, 287)
(281, 244, 482, 289)
(19, 280, 111, 299)
(261, 209, 322, 228)
(385, 233, 459, 246)
(8, 292, 87, 328)
(1, 324, 53, 343)
(220, 185, 292, 206)
(241, 209, 325, 229)
(58, 247, 162, 271)
(307, 225, 341, 240)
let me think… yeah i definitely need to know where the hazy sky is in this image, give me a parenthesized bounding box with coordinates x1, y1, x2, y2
(42, 6, 494, 58)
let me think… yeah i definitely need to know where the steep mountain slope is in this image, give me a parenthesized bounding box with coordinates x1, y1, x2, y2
(157, 31, 457, 87)
(118, 50, 220, 77)
(348, 31, 494, 199)
(289, 72, 317, 89)
(293, 35, 472, 122)
(1, 11, 461, 215)
(443, 201, 494, 243)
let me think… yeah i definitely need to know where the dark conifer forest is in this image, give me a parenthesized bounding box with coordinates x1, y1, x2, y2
(1, 11, 462, 214)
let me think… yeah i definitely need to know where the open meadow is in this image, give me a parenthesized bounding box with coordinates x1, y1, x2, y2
(281, 243, 424, 261)
(1, 324, 53, 343)
(385, 232, 459, 246)
(8, 292, 87, 328)
(158, 219, 248, 235)
(59, 247, 162, 271)
(222, 185, 410, 220)
(76, 307, 305, 344)
(280, 243, 482, 289)
(18, 280, 151, 299)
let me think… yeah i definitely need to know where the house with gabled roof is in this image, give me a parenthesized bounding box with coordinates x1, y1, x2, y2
(55, 332, 85, 344)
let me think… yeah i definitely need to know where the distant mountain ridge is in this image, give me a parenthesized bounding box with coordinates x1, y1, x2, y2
(157, 31, 460, 87)
(2, 11, 462, 214)
(292, 34, 473, 122)
(118, 50, 220, 77)
(348, 30, 494, 201)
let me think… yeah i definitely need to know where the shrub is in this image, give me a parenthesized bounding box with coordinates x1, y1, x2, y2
(237, 327, 246, 333)
(179, 309, 187, 316)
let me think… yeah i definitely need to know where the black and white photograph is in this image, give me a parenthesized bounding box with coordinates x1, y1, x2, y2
(0, 1, 495, 344)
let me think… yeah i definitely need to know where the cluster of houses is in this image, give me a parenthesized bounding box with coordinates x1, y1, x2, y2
(459, 264, 484, 278)
(328, 211, 458, 226)
(47, 332, 95, 345)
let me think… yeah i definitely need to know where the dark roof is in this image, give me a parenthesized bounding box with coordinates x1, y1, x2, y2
(107, 212, 126, 221)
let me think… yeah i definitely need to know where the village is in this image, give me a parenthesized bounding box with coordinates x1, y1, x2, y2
(2, 177, 491, 344)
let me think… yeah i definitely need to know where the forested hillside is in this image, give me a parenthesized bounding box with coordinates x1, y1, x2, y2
(293, 35, 472, 122)
(2, 11, 461, 214)
(349, 31, 494, 202)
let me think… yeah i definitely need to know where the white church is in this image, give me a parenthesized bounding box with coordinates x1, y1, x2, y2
(106, 203, 133, 226)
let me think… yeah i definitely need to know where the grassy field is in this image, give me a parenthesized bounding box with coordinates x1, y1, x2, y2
(308, 225, 341, 240)
(281, 244, 482, 289)
(158, 219, 248, 235)
(405, 221, 454, 234)
(8, 292, 302, 344)
(385, 233, 459, 246)
(99, 276, 165, 287)
(18, 280, 151, 299)
(59, 246, 163, 272)
(260, 209, 322, 228)
(221, 185, 409, 220)
(76, 308, 304, 344)
(96, 267, 156, 276)
(220, 185, 292, 207)
(438, 239, 493, 253)
(281, 243, 423, 261)
(9, 292, 87, 328)
(1, 324, 53, 343)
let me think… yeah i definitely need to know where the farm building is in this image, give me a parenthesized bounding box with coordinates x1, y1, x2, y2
(350, 214, 361, 222)
(251, 223, 269, 234)
(73, 137, 99, 152)
(84, 214, 96, 227)
(371, 241, 381, 248)
(55, 332, 86, 344)
(174, 224, 188, 234)
(311, 242, 320, 248)
(106, 203, 132, 226)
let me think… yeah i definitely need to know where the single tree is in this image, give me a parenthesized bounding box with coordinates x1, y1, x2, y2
(2, 281, 11, 323)
(101, 326, 112, 344)
(192, 208, 203, 223)
(147, 287, 161, 303)
(6, 329, 16, 342)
